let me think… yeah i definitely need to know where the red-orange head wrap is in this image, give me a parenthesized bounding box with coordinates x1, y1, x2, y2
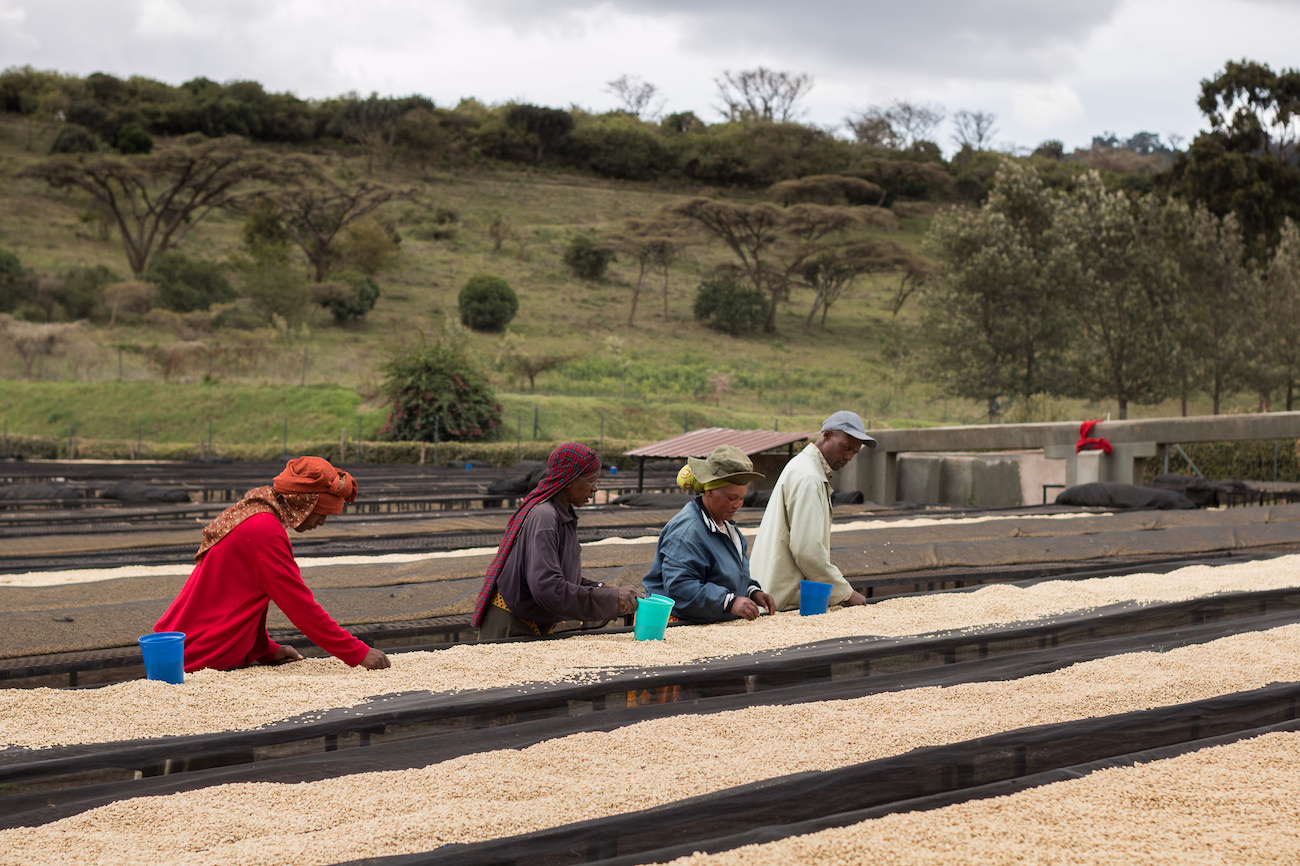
(273, 456, 358, 514)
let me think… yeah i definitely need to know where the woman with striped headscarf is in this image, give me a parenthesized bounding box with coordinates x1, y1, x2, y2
(473, 442, 643, 639)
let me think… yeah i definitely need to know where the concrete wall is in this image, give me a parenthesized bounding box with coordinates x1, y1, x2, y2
(890, 451, 1066, 508)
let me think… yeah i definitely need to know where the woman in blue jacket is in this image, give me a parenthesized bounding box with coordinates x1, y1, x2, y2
(643, 445, 777, 623)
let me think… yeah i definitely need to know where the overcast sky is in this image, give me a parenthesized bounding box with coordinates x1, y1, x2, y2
(3, 0, 1298, 154)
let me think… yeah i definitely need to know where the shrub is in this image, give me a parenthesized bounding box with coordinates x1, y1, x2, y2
(48, 124, 102, 154)
(0, 250, 37, 313)
(458, 274, 517, 332)
(143, 251, 236, 312)
(313, 271, 380, 324)
(380, 341, 503, 442)
(692, 272, 768, 335)
(334, 214, 401, 276)
(115, 122, 153, 154)
(57, 264, 119, 320)
(562, 234, 615, 280)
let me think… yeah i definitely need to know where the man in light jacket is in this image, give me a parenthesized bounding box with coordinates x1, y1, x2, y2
(751, 411, 876, 611)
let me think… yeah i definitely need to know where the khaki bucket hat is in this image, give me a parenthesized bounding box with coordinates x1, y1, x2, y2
(687, 444, 765, 486)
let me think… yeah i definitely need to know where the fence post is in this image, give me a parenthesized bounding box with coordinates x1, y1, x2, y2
(137, 420, 142, 460)
(599, 412, 604, 464)
(301, 346, 308, 386)
(516, 414, 521, 465)
(684, 412, 689, 433)
(282, 418, 288, 459)
(357, 416, 363, 463)
(433, 416, 439, 466)
(68, 419, 75, 460)
(533, 405, 539, 441)
(340, 427, 346, 463)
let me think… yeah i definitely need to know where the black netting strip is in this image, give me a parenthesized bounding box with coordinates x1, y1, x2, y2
(579, 716, 1300, 866)
(332, 684, 1300, 866)
(2, 593, 1298, 787)
(5, 605, 1300, 829)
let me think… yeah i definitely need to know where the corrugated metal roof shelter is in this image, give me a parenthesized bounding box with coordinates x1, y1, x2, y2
(624, 428, 811, 492)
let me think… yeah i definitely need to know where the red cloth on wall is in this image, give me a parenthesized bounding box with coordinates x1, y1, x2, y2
(156, 512, 370, 672)
(1076, 419, 1114, 455)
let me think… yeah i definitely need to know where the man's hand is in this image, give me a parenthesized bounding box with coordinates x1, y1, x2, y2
(271, 645, 303, 664)
(752, 590, 777, 616)
(730, 596, 762, 620)
(843, 591, 868, 606)
(617, 585, 646, 615)
(358, 647, 390, 670)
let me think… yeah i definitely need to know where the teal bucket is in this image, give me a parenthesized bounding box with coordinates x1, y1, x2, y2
(634, 594, 675, 641)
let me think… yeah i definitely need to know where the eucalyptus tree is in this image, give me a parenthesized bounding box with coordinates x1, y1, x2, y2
(918, 160, 1070, 421)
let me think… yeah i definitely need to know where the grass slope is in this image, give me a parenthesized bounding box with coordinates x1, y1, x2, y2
(0, 116, 1252, 452)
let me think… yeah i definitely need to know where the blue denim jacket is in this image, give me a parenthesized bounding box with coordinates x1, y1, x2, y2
(642, 497, 760, 623)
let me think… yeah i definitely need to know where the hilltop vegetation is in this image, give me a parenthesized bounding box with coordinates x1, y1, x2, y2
(0, 60, 1296, 453)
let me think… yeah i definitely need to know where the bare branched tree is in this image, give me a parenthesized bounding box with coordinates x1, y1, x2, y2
(605, 74, 664, 120)
(714, 67, 813, 123)
(951, 109, 999, 151)
(846, 100, 946, 149)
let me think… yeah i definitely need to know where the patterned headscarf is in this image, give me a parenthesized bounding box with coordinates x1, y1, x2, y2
(194, 457, 356, 562)
(471, 442, 601, 627)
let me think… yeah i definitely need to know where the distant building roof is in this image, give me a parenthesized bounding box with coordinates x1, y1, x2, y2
(624, 427, 811, 459)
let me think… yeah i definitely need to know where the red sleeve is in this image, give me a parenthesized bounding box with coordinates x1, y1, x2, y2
(247, 516, 372, 667)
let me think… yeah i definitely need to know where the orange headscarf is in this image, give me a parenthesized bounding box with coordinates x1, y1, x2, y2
(194, 457, 357, 561)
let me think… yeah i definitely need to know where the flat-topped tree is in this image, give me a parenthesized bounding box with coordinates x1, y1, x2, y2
(242, 161, 414, 283)
(20, 134, 273, 276)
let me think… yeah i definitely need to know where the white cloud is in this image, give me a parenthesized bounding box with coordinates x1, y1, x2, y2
(1009, 82, 1086, 131)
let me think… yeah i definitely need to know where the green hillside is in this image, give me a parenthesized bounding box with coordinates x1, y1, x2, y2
(0, 107, 1260, 457)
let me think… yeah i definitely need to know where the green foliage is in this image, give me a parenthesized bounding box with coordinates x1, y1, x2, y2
(458, 274, 518, 332)
(334, 215, 402, 276)
(1150, 440, 1300, 484)
(380, 341, 502, 441)
(237, 252, 310, 324)
(48, 124, 102, 154)
(919, 159, 1071, 414)
(241, 198, 294, 253)
(0, 250, 37, 314)
(114, 121, 153, 154)
(562, 234, 615, 280)
(567, 112, 673, 181)
(57, 264, 118, 320)
(314, 271, 381, 324)
(143, 250, 237, 312)
(692, 272, 768, 335)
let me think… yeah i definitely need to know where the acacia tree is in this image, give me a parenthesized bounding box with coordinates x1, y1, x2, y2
(714, 68, 812, 123)
(672, 198, 785, 331)
(247, 165, 413, 282)
(20, 135, 271, 275)
(607, 215, 695, 325)
(800, 238, 921, 333)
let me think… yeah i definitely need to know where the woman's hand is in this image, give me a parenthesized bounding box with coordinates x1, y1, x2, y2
(270, 644, 304, 664)
(617, 585, 646, 615)
(359, 647, 391, 670)
(730, 596, 762, 620)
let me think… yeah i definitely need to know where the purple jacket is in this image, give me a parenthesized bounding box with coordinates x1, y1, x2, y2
(495, 499, 619, 624)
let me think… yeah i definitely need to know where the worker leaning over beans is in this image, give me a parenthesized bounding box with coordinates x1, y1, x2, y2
(155, 456, 390, 672)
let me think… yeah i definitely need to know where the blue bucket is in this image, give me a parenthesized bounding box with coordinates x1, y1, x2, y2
(138, 631, 186, 684)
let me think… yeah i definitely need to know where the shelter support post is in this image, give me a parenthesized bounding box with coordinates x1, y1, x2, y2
(1043, 442, 1158, 487)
